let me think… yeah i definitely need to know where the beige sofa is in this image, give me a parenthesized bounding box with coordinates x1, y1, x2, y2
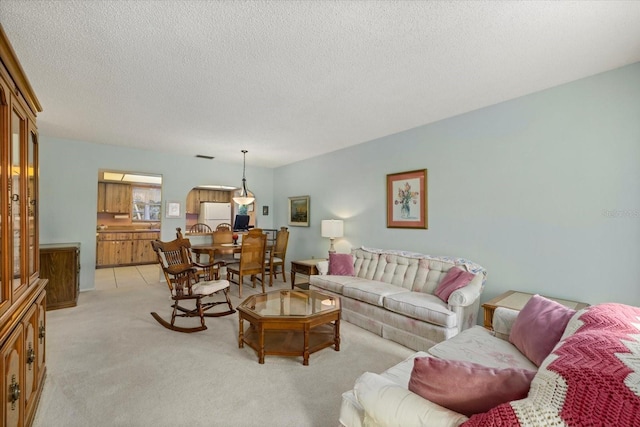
(340, 302, 640, 427)
(309, 247, 487, 351)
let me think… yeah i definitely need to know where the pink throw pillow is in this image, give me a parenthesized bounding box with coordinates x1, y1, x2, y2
(434, 267, 475, 302)
(328, 253, 354, 276)
(408, 357, 536, 417)
(509, 294, 576, 366)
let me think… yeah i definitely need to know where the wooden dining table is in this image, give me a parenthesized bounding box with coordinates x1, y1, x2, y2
(191, 243, 242, 262)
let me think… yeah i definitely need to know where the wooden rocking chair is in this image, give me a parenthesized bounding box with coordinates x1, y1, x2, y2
(151, 233, 235, 333)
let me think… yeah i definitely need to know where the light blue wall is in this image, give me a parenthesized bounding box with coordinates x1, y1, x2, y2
(40, 63, 639, 308)
(274, 63, 640, 307)
(39, 140, 274, 291)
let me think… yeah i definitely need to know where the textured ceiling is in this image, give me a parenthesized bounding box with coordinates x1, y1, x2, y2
(1, 1, 639, 168)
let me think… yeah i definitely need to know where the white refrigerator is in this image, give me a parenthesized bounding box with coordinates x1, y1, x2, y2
(198, 202, 232, 230)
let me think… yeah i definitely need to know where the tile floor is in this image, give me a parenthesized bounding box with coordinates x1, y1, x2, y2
(94, 264, 162, 290)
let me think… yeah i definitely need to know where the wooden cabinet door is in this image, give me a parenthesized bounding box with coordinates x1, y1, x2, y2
(35, 293, 46, 386)
(97, 182, 106, 212)
(22, 305, 38, 423)
(40, 245, 80, 310)
(186, 189, 200, 214)
(132, 240, 154, 264)
(96, 241, 118, 266)
(104, 183, 131, 214)
(116, 241, 133, 265)
(199, 189, 231, 203)
(2, 326, 24, 427)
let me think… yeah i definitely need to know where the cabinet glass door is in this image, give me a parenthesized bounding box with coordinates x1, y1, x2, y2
(11, 109, 23, 292)
(27, 129, 38, 282)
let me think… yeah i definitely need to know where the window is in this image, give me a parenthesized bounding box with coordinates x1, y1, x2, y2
(132, 186, 161, 221)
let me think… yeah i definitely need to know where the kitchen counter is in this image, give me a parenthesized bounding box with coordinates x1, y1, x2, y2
(97, 229, 160, 233)
(96, 229, 160, 267)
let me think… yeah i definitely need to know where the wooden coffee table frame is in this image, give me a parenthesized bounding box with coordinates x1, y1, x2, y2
(237, 291, 341, 365)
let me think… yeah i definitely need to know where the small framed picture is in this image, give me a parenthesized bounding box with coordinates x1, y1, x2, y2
(386, 169, 428, 229)
(262, 206, 269, 215)
(165, 201, 181, 218)
(288, 196, 310, 227)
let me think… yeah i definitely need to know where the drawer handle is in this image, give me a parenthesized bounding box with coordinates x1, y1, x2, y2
(26, 344, 35, 368)
(39, 324, 46, 341)
(9, 375, 20, 410)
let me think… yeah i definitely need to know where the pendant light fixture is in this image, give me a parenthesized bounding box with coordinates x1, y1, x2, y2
(232, 149, 255, 205)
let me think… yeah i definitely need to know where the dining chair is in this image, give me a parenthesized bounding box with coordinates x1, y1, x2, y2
(189, 223, 213, 233)
(265, 226, 289, 286)
(226, 228, 266, 298)
(212, 229, 236, 264)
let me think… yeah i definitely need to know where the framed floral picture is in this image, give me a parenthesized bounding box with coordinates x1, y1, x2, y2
(386, 169, 428, 229)
(288, 196, 310, 227)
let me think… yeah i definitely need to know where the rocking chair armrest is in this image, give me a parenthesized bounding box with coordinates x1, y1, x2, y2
(165, 265, 197, 276)
(194, 260, 225, 269)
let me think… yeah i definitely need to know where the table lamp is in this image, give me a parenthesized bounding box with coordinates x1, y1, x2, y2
(321, 219, 344, 253)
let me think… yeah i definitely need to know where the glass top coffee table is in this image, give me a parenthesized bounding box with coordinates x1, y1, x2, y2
(237, 290, 341, 365)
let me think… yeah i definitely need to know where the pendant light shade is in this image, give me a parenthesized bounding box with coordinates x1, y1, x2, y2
(232, 150, 255, 205)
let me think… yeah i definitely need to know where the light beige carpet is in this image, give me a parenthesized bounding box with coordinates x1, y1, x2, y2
(33, 276, 414, 427)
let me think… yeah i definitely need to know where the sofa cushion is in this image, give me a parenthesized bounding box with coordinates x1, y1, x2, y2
(329, 253, 355, 276)
(509, 294, 576, 366)
(309, 275, 361, 295)
(354, 372, 469, 427)
(434, 266, 475, 303)
(352, 248, 380, 280)
(383, 291, 457, 328)
(408, 357, 536, 417)
(342, 280, 409, 306)
(428, 326, 537, 370)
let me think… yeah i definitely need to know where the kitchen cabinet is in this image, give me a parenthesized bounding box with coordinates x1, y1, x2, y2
(185, 189, 200, 214)
(185, 189, 231, 214)
(96, 231, 160, 267)
(97, 182, 132, 214)
(39, 243, 80, 310)
(0, 25, 48, 427)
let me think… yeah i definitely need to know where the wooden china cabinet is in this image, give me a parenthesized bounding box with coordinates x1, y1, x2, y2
(0, 25, 48, 426)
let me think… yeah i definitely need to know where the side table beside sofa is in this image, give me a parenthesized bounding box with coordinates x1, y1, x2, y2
(290, 258, 326, 290)
(482, 290, 589, 329)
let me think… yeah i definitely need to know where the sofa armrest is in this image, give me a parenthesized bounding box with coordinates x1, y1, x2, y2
(447, 273, 484, 308)
(354, 372, 468, 427)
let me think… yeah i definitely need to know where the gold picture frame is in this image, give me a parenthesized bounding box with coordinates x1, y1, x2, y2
(288, 196, 310, 227)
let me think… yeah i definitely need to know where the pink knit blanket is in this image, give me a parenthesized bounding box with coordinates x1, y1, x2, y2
(463, 303, 640, 426)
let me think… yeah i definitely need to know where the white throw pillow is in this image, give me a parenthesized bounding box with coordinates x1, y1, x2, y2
(354, 372, 468, 427)
(316, 260, 329, 275)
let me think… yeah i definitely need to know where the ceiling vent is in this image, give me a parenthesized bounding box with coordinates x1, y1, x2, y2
(195, 154, 214, 159)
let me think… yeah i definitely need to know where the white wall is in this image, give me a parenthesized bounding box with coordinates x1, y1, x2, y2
(39, 140, 274, 291)
(274, 63, 640, 307)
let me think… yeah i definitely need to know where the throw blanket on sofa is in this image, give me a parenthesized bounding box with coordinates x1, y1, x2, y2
(464, 303, 640, 426)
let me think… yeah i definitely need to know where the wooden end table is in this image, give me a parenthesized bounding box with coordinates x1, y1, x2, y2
(290, 258, 326, 290)
(482, 290, 589, 329)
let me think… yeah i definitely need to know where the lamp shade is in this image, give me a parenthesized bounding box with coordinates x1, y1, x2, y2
(321, 220, 344, 238)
